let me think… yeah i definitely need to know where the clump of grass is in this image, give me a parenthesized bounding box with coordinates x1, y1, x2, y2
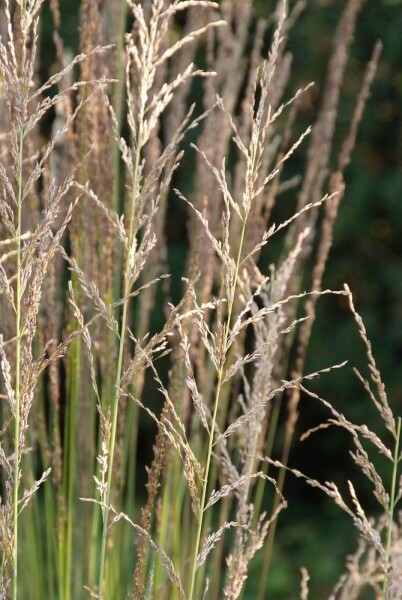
(267, 283, 401, 598)
(0, 0, 110, 596)
(0, 0, 385, 598)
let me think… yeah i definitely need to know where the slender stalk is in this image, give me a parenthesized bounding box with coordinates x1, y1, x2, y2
(188, 69, 267, 594)
(98, 285, 125, 593)
(383, 417, 401, 595)
(188, 218, 248, 600)
(97, 122, 143, 597)
(13, 124, 24, 600)
(64, 338, 81, 600)
(202, 349, 237, 600)
(188, 355, 224, 600)
(84, 0, 126, 577)
(97, 10, 160, 590)
(98, 275, 130, 597)
(85, 0, 128, 578)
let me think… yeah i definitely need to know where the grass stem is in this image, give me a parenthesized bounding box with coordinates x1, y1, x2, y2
(97, 120, 143, 597)
(188, 217, 248, 600)
(383, 416, 401, 595)
(13, 121, 24, 600)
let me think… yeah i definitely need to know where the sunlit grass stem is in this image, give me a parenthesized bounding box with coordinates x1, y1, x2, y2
(188, 215, 248, 600)
(383, 416, 401, 594)
(97, 120, 143, 597)
(13, 123, 24, 600)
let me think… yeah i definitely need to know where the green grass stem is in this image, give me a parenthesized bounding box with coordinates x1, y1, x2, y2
(188, 217, 248, 600)
(383, 416, 401, 594)
(97, 115, 143, 596)
(12, 120, 24, 600)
